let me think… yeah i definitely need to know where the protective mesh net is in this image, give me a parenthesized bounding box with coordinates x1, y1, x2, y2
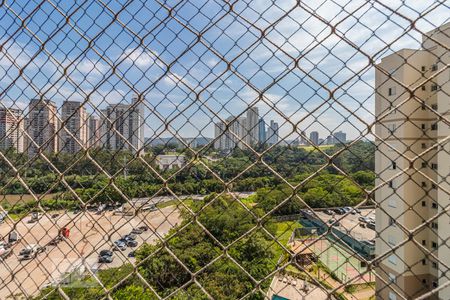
(0, 1, 449, 299)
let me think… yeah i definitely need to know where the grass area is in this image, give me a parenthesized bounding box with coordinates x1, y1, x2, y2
(240, 194, 257, 207)
(275, 221, 301, 245)
(0, 193, 56, 205)
(300, 145, 333, 152)
(156, 198, 194, 209)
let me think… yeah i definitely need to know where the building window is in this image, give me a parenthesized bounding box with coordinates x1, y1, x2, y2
(433, 281, 438, 288)
(388, 124, 397, 134)
(422, 278, 428, 285)
(388, 292, 397, 300)
(432, 242, 438, 249)
(431, 64, 438, 71)
(392, 161, 397, 169)
(422, 201, 426, 207)
(431, 163, 438, 170)
(431, 84, 440, 91)
(421, 143, 427, 149)
(388, 87, 396, 96)
(432, 202, 438, 209)
(388, 235, 396, 246)
(421, 85, 426, 91)
(389, 180, 395, 189)
(431, 104, 438, 110)
(421, 66, 426, 72)
(389, 217, 396, 226)
(422, 259, 427, 265)
(421, 123, 426, 130)
(431, 183, 437, 189)
(388, 273, 396, 283)
(421, 181, 427, 187)
(431, 123, 438, 131)
(432, 261, 438, 269)
(431, 222, 438, 229)
(421, 162, 427, 168)
(422, 240, 426, 246)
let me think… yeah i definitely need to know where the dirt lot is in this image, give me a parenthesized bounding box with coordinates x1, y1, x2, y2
(0, 206, 181, 299)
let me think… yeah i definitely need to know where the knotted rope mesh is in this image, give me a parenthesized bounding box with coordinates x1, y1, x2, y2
(0, 0, 449, 299)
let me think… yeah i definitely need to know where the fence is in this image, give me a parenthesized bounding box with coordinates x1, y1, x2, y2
(0, 1, 449, 300)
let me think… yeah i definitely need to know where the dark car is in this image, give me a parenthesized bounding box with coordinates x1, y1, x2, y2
(123, 239, 138, 248)
(99, 250, 113, 257)
(124, 234, 137, 240)
(98, 255, 114, 263)
(138, 226, 149, 232)
(333, 208, 345, 215)
(324, 209, 333, 215)
(131, 228, 144, 234)
(128, 251, 135, 258)
(113, 240, 127, 251)
(367, 222, 375, 230)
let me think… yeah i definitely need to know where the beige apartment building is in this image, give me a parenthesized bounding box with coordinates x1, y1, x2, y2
(26, 99, 59, 155)
(60, 101, 88, 153)
(375, 22, 449, 300)
(0, 107, 25, 152)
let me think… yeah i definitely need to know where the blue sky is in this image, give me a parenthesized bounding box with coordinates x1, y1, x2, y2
(0, 0, 448, 142)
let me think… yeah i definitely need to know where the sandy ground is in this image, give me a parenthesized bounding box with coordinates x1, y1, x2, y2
(0, 206, 181, 299)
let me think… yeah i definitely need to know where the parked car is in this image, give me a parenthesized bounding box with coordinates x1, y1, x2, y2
(128, 251, 135, 258)
(18, 244, 46, 260)
(328, 219, 340, 226)
(138, 226, 149, 232)
(367, 222, 375, 230)
(131, 228, 143, 234)
(359, 216, 370, 223)
(324, 209, 333, 215)
(125, 239, 138, 247)
(0, 247, 12, 260)
(98, 250, 114, 263)
(113, 240, 127, 251)
(334, 208, 345, 215)
(124, 234, 137, 240)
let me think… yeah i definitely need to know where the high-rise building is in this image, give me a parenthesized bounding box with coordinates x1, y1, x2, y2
(309, 131, 319, 145)
(246, 107, 259, 145)
(87, 116, 100, 148)
(0, 107, 24, 152)
(333, 131, 346, 144)
(267, 120, 279, 145)
(300, 131, 307, 145)
(214, 116, 246, 151)
(60, 101, 88, 154)
(325, 135, 334, 145)
(100, 95, 145, 153)
(26, 99, 59, 155)
(258, 117, 266, 144)
(375, 22, 449, 300)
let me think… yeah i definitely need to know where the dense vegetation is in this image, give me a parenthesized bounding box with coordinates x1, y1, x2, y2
(1, 141, 375, 214)
(34, 195, 279, 300)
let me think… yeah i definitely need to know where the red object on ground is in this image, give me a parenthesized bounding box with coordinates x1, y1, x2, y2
(60, 227, 70, 238)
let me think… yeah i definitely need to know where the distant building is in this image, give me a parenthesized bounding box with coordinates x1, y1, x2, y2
(155, 154, 186, 170)
(333, 131, 346, 144)
(60, 101, 88, 153)
(300, 131, 307, 145)
(87, 116, 100, 148)
(246, 107, 259, 145)
(0, 107, 24, 152)
(267, 120, 279, 145)
(100, 95, 145, 153)
(326, 135, 334, 145)
(26, 99, 59, 155)
(214, 116, 247, 150)
(309, 131, 319, 145)
(258, 118, 266, 144)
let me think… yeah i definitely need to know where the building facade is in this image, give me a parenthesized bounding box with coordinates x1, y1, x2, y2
(100, 95, 145, 153)
(258, 117, 267, 144)
(26, 99, 59, 155)
(309, 131, 319, 145)
(375, 22, 450, 300)
(267, 120, 279, 145)
(60, 101, 88, 153)
(87, 116, 100, 148)
(0, 107, 24, 152)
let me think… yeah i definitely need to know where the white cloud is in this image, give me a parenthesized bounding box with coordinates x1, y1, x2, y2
(121, 48, 163, 68)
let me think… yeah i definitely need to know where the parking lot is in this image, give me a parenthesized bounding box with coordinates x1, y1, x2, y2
(0, 206, 181, 299)
(314, 209, 376, 241)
